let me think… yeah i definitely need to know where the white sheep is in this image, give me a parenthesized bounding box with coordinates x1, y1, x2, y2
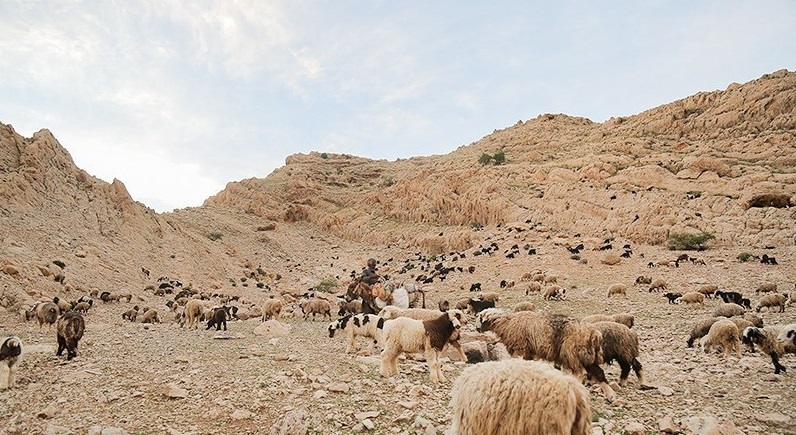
(777, 324, 796, 352)
(542, 285, 566, 301)
(713, 303, 746, 318)
(450, 359, 592, 435)
(513, 301, 536, 312)
(378, 307, 468, 361)
(300, 298, 332, 321)
(701, 319, 741, 358)
(1, 336, 23, 389)
(379, 311, 461, 383)
(328, 314, 385, 354)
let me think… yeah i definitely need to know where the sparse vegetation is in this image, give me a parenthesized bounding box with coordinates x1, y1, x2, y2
(320, 152, 328, 159)
(570, 254, 581, 261)
(208, 231, 223, 241)
(737, 252, 755, 262)
(667, 231, 715, 251)
(313, 277, 338, 293)
(478, 151, 507, 165)
(478, 153, 493, 165)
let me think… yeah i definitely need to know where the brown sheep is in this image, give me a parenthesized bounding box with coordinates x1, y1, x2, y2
(713, 303, 745, 318)
(181, 299, 207, 329)
(701, 319, 741, 358)
(648, 279, 668, 292)
(756, 293, 788, 313)
(141, 308, 161, 324)
(35, 302, 60, 330)
(687, 317, 721, 348)
(755, 283, 777, 294)
(477, 291, 501, 303)
(542, 285, 566, 301)
(513, 301, 536, 312)
(300, 298, 332, 321)
(56, 311, 85, 360)
(607, 283, 628, 298)
(261, 297, 284, 321)
(475, 309, 615, 400)
(582, 313, 634, 329)
(696, 284, 719, 298)
(525, 282, 542, 295)
(676, 292, 705, 306)
(591, 321, 644, 387)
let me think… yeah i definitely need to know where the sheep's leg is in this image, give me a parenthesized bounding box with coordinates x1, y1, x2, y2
(56, 335, 66, 356)
(632, 358, 644, 386)
(425, 349, 442, 383)
(618, 360, 631, 387)
(585, 364, 615, 400)
(379, 348, 397, 377)
(8, 365, 15, 388)
(771, 354, 786, 374)
(345, 329, 358, 354)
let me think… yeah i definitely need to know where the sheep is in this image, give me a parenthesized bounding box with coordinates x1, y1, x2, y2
(776, 324, 796, 351)
(140, 308, 161, 324)
(525, 282, 542, 295)
(206, 307, 228, 331)
(744, 312, 764, 328)
(713, 303, 746, 318)
(676, 292, 705, 306)
(467, 298, 495, 314)
(475, 309, 615, 399)
(542, 285, 566, 301)
(73, 300, 93, 314)
(581, 313, 634, 329)
(56, 311, 85, 360)
(739, 298, 752, 309)
(477, 291, 500, 303)
(513, 301, 536, 312)
(35, 302, 60, 330)
(337, 299, 362, 316)
(543, 275, 558, 284)
(663, 292, 682, 304)
(379, 307, 468, 361)
(261, 298, 284, 321)
(437, 299, 450, 312)
(701, 319, 741, 358)
(730, 317, 756, 352)
(52, 296, 71, 313)
(607, 283, 628, 298)
(1, 336, 23, 389)
(756, 283, 777, 294)
(454, 298, 470, 311)
(591, 321, 644, 387)
(122, 307, 139, 322)
(714, 290, 744, 305)
(756, 293, 788, 313)
(635, 275, 652, 285)
(181, 299, 211, 329)
(696, 284, 718, 298)
(686, 317, 721, 348)
(742, 326, 788, 374)
(299, 298, 332, 321)
(449, 359, 592, 435)
(328, 313, 385, 354)
(379, 311, 462, 383)
(648, 279, 667, 292)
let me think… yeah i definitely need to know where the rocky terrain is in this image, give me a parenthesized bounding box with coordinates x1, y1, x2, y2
(1, 70, 795, 434)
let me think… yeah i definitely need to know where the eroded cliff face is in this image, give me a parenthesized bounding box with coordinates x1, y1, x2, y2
(206, 70, 796, 251)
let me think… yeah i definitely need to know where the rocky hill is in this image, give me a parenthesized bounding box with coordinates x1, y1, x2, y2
(1, 69, 795, 305)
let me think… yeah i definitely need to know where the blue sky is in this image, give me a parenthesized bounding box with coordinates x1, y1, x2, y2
(1, 1, 794, 212)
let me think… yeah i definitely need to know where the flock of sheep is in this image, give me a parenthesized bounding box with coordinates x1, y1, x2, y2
(3, 247, 796, 435)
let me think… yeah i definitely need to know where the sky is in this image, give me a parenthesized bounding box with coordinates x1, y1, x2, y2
(1, 1, 795, 212)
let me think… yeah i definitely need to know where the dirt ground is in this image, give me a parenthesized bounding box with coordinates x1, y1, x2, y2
(1, 238, 795, 435)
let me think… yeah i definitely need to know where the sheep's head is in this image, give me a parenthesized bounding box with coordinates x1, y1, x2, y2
(741, 326, 762, 345)
(777, 325, 796, 347)
(327, 322, 339, 338)
(448, 309, 467, 325)
(475, 308, 502, 333)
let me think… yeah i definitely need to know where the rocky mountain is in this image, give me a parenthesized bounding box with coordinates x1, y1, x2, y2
(1, 69, 794, 306)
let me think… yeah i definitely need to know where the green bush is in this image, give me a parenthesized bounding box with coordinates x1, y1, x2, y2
(320, 152, 328, 159)
(493, 151, 506, 165)
(570, 254, 581, 261)
(313, 277, 339, 293)
(667, 231, 715, 251)
(208, 231, 223, 241)
(737, 252, 754, 262)
(478, 153, 493, 165)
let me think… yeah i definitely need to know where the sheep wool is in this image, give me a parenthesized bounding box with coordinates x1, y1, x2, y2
(450, 359, 592, 435)
(56, 311, 86, 360)
(701, 319, 741, 358)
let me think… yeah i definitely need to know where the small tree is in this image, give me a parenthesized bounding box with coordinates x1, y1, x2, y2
(493, 151, 506, 165)
(478, 153, 493, 165)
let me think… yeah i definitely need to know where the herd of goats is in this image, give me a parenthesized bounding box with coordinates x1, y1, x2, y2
(2, 243, 796, 434)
